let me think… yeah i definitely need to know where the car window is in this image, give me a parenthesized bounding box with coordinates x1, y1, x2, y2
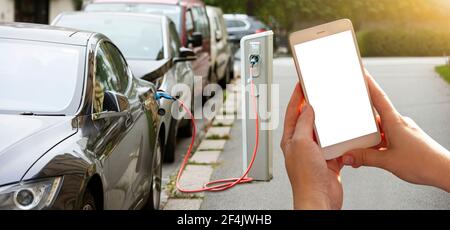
(199, 7, 210, 37)
(213, 16, 220, 32)
(104, 42, 130, 94)
(192, 7, 210, 38)
(55, 14, 164, 60)
(0, 39, 84, 115)
(85, 3, 182, 32)
(226, 19, 247, 29)
(94, 42, 130, 113)
(185, 9, 194, 34)
(169, 21, 181, 58)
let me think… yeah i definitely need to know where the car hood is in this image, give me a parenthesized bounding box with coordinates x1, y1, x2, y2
(128, 58, 172, 81)
(0, 114, 77, 186)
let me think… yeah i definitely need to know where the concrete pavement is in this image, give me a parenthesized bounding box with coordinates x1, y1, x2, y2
(201, 57, 450, 210)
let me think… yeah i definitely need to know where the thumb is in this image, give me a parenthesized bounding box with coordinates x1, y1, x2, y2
(342, 148, 388, 169)
(294, 103, 315, 139)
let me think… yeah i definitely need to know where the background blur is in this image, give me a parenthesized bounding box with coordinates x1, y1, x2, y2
(1, 0, 450, 57)
(206, 0, 450, 57)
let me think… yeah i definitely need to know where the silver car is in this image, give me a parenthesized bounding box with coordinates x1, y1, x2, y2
(52, 12, 196, 163)
(207, 6, 234, 87)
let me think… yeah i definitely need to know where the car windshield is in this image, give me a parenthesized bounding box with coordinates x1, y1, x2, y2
(55, 14, 164, 60)
(85, 3, 181, 32)
(0, 39, 84, 115)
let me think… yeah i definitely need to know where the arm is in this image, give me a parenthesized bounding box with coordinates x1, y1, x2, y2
(342, 71, 450, 192)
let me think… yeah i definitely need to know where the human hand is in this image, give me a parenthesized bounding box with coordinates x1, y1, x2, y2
(342, 71, 450, 192)
(281, 84, 344, 210)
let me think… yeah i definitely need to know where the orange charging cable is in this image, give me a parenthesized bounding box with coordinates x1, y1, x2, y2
(175, 67, 259, 193)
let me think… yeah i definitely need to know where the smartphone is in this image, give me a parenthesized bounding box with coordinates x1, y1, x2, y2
(289, 19, 381, 160)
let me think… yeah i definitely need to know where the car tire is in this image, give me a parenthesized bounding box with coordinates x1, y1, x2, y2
(81, 189, 96, 210)
(229, 59, 235, 80)
(144, 138, 162, 210)
(220, 63, 232, 88)
(178, 118, 193, 137)
(209, 67, 218, 84)
(178, 92, 194, 138)
(203, 68, 217, 105)
(164, 118, 178, 163)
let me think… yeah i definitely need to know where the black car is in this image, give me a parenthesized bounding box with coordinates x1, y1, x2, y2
(0, 23, 164, 210)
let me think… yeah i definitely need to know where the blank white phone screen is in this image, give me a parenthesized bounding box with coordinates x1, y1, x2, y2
(294, 30, 377, 148)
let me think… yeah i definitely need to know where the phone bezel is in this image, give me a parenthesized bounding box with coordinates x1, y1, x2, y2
(289, 19, 381, 160)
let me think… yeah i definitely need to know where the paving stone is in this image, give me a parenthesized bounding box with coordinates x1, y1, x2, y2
(197, 140, 227, 151)
(212, 116, 235, 126)
(219, 106, 237, 115)
(189, 151, 221, 164)
(175, 165, 214, 197)
(163, 199, 203, 210)
(227, 84, 240, 93)
(206, 127, 232, 138)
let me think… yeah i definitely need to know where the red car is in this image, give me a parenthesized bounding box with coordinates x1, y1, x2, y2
(85, 0, 213, 89)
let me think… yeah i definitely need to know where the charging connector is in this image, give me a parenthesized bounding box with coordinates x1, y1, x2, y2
(249, 41, 261, 77)
(249, 55, 260, 67)
(155, 91, 175, 101)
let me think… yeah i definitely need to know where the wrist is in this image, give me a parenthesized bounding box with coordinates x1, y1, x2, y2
(293, 190, 331, 210)
(428, 149, 450, 193)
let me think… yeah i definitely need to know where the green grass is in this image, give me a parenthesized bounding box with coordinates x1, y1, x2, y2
(206, 134, 230, 140)
(435, 65, 450, 84)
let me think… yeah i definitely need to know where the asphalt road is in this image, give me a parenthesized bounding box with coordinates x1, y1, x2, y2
(201, 57, 450, 210)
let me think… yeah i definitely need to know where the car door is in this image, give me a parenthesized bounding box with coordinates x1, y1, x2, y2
(212, 10, 228, 80)
(103, 42, 154, 208)
(190, 6, 211, 85)
(169, 21, 194, 102)
(89, 41, 146, 209)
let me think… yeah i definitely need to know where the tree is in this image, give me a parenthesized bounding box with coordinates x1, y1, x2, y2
(204, 0, 450, 32)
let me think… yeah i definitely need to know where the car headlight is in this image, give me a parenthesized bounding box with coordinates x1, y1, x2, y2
(0, 177, 62, 210)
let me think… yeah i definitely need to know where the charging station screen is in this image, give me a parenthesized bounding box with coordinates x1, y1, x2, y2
(294, 30, 378, 148)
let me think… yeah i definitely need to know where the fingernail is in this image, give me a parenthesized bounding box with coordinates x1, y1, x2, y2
(343, 155, 354, 165)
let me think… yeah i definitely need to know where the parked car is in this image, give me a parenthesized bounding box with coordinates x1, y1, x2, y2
(223, 14, 270, 53)
(233, 48, 241, 79)
(206, 6, 233, 87)
(0, 23, 164, 210)
(52, 12, 195, 163)
(84, 0, 214, 91)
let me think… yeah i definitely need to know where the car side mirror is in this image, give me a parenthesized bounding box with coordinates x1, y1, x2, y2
(92, 91, 130, 120)
(173, 47, 197, 63)
(188, 32, 203, 47)
(215, 30, 223, 42)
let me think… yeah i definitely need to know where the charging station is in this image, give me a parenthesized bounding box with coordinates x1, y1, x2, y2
(241, 31, 274, 181)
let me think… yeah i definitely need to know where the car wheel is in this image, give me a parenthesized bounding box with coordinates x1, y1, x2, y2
(203, 68, 217, 105)
(220, 63, 232, 88)
(209, 67, 218, 84)
(144, 139, 162, 210)
(178, 93, 194, 138)
(229, 59, 235, 80)
(81, 189, 96, 210)
(164, 118, 178, 163)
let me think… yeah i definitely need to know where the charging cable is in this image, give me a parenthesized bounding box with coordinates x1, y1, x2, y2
(158, 58, 260, 193)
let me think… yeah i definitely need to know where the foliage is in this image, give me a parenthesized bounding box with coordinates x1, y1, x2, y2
(204, 0, 450, 31)
(205, 0, 450, 56)
(357, 28, 450, 57)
